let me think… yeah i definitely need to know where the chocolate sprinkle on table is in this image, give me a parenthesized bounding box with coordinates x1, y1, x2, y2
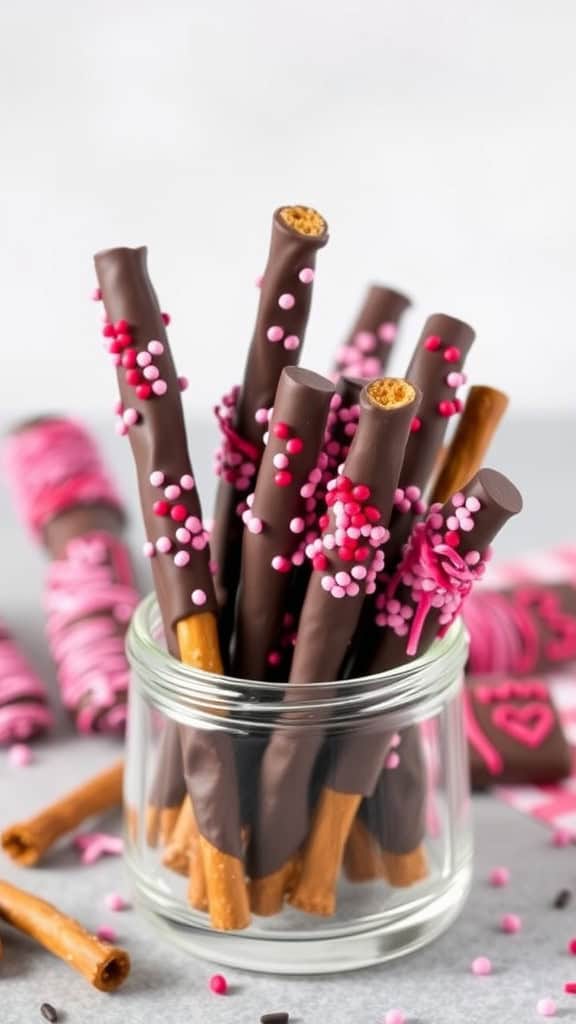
(554, 888, 572, 909)
(260, 1014, 289, 1023)
(40, 1004, 58, 1022)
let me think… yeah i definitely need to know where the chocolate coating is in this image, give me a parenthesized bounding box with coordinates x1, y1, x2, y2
(250, 380, 421, 878)
(211, 208, 328, 648)
(94, 246, 218, 636)
(358, 724, 427, 854)
(233, 366, 334, 680)
(332, 284, 411, 378)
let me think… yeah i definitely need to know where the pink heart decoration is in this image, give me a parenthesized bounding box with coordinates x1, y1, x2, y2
(492, 702, 554, 748)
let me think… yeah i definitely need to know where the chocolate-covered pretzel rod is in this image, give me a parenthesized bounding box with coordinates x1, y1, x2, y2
(3, 417, 139, 734)
(0, 621, 53, 744)
(331, 284, 411, 380)
(353, 313, 476, 675)
(233, 366, 335, 680)
(94, 246, 249, 931)
(430, 386, 509, 504)
(211, 206, 328, 651)
(249, 379, 421, 916)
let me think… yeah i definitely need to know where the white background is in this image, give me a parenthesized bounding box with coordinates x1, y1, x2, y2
(1, 0, 575, 417)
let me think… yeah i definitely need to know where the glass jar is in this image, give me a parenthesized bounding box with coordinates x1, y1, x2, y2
(124, 594, 471, 974)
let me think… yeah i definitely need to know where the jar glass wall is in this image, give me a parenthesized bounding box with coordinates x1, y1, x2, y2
(124, 595, 471, 974)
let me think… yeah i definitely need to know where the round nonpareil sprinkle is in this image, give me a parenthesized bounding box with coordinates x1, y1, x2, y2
(384, 1011, 406, 1024)
(96, 924, 118, 943)
(209, 974, 228, 995)
(552, 828, 573, 847)
(471, 956, 492, 976)
(489, 866, 510, 887)
(104, 892, 131, 912)
(500, 913, 522, 934)
(8, 743, 33, 767)
(536, 998, 557, 1017)
(569, 938, 576, 955)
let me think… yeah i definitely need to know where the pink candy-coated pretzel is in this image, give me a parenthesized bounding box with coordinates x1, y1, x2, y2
(2, 418, 123, 539)
(45, 532, 139, 733)
(0, 624, 53, 744)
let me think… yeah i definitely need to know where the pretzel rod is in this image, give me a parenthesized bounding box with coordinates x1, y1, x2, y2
(211, 206, 328, 651)
(94, 246, 249, 931)
(344, 391, 511, 883)
(233, 366, 334, 679)
(145, 725, 187, 847)
(3, 417, 138, 734)
(331, 284, 411, 380)
(2, 760, 123, 867)
(249, 379, 421, 915)
(353, 313, 476, 676)
(430, 386, 509, 503)
(0, 879, 130, 991)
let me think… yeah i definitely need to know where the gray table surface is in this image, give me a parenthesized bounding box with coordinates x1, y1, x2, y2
(0, 417, 575, 1024)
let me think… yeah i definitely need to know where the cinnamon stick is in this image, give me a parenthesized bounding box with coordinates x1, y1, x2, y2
(2, 760, 123, 867)
(0, 879, 130, 991)
(94, 245, 249, 931)
(211, 206, 329, 651)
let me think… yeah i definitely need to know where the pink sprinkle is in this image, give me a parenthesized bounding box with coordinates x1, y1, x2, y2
(410, 416, 422, 433)
(471, 956, 492, 976)
(191, 589, 207, 606)
(386, 752, 400, 769)
(186, 516, 202, 534)
(104, 892, 131, 912)
(96, 925, 118, 943)
(136, 351, 152, 367)
(255, 407, 269, 424)
(180, 474, 195, 490)
(378, 322, 397, 343)
(247, 517, 263, 534)
(283, 335, 300, 351)
(290, 517, 305, 533)
(164, 484, 181, 500)
(444, 346, 461, 363)
(192, 535, 207, 551)
(271, 556, 291, 573)
(148, 339, 164, 355)
(424, 335, 441, 351)
(537, 998, 557, 1017)
(176, 528, 191, 544)
(278, 293, 295, 310)
(286, 437, 303, 455)
(501, 913, 522, 934)
(552, 828, 573, 847)
(156, 536, 172, 554)
(351, 565, 367, 580)
(331, 586, 346, 599)
(447, 371, 464, 387)
(143, 365, 160, 381)
(142, 541, 155, 558)
(267, 325, 284, 343)
(115, 420, 128, 436)
(384, 1010, 406, 1024)
(255, 274, 264, 288)
(152, 380, 168, 396)
(273, 453, 289, 470)
(267, 651, 281, 666)
(452, 492, 465, 507)
(149, 470, 165, 487)
(8, 743, 33, 767)
(178, 376, 189, 392)
(489, 866, 510, 887)
(91, 287, 102, 301)
(123, 408, 139, 427)
(209, 974, 227, 995)
(299, 267, 315, 284)
(174, 551, 190, 567)
(466, 496, 481, 513)
(321, 576, 335, 592)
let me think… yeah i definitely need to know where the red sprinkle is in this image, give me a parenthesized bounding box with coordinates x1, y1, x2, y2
(365, 506, 380, 523)
(273, 422, 291, 440)
(274, 471, 293, 487)
(569, 939, 576, 955)
(445, 531, 460, 547)
(122, 349, 137, 368)
(170, 504, 188, 522)
(339, 547, 354, 561)
(136, 384, 152, 400)
(564, 983, 576, 994)
(424, 335, 441, 351)
(352, 484, 371, 501)
(114, 319, 129, 334)
(209, 974, 227, 995)
(338, 476, 352, 491)
(438, 400, 456, 417)
(443, 346, 461, 363)
(318, 515, 329, 530)
(410, 416, 422, 433)
(312, 553, 328, 571)
(125, 369, 142, 386)
(161, 312, 171, 325)
(102, 323, 116, 338)
(153, 500, 170, 517)
(286, 437, 303, 455)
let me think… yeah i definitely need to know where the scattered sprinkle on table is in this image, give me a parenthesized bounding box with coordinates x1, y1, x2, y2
(500, 913, 522, 934)
(104, 891, 131, 912)
(554, 888, 572, 909)
(40, 1004, 58, 1022)
(9, 743, 33, 767)
(564, 983, 576, 994)
(536, 997, 557, 1017)
(260, 1014, 289, 1024)
(489, 866, 510, 887)
(471, 956, 492, 976)
(569, 938, 576, 955)
(96, 925, 117, 943)
(209, 973, 227, 995)
(384, 1010, 406, 1024)
(552, 829, 573, 848)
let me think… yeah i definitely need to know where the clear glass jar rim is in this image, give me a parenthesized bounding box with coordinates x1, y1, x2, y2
(126, 594, 468, 733)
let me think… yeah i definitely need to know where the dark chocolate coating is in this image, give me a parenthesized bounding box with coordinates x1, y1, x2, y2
(211, 208, 328, 648)
(465, 582, 576, 676)
(148, 722, 187, 809)
(94, 247, 217, 633)
(358, 724, 427, 854)
(250, 381, 421, 878)
(95, 247, 243, 858)
(466, 674, 571, 789)
(332, 284, 411, 377)
(233, 366, 334, 680)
